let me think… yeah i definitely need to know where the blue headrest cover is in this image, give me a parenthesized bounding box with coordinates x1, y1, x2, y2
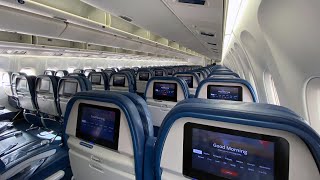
(209, 71, 240, 78)
(117, 92, 154, 137)
(154, 99, 320, 178)
(145, 76, 190, 99)
(173, 72, 200, 84)
(63, 91, 146, 180)
(195, 78, 258, 102)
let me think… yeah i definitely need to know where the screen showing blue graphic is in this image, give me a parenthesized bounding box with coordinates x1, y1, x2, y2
(76, 104, 121, 150)
(177, 75, 193, 88)
(153, 82, 177, 102)
(139, 72, 149, 81)
(191, 128, 274, 180)
(79, 106, 117, 142)
(207, 85, 242, 101)
(113, 76, 125, 87)
(155, 70, 164, 76)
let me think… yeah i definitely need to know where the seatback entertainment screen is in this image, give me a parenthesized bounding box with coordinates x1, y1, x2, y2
(39, 79, 50, 92)
(91, 75, 101, 85)
(153, 82, 177, 102)
(76, 103, 121, 150)
(63, 81, 78, 96)
(167, 69, 173, 75)
(155, 70, 164, 76)
(139, 72, 149, 81)
(207, 85, 242, 101)
(113, 75, 125, 87)
(183, 123, 289, 180)
(177, 75, 193, 88)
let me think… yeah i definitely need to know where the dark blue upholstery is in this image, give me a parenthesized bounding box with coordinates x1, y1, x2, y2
(117, 92, 154, 137)
(63, 91, 147, 180)
(195, 78, 258, 102)
(154, 99, 320, 179)
(209, 71, 240, 78)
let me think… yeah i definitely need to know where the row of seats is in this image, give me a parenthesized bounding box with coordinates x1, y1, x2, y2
(64, 90, 320, 180)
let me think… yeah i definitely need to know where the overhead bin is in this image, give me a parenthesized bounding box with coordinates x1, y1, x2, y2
(0, 5, 66, 37)
(59, 24, 116, 46)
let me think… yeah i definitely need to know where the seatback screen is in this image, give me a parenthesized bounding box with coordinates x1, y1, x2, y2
(63, 81, 78, 95)
(113, 76, 125, 87)
(153, 82, 177, 102)
(183, 123, 289, 180)
(17, 79, 27, 91)
(139, 72, 149, 81)
(91, 75, 101, 85)
(168, 69, 173, 75)
(39, 79, 50, 91)
(177, 75, 193, 88)
(207, 85, 242, 101)
(76, 103, 121, 150)
(155, 70, 164, 76)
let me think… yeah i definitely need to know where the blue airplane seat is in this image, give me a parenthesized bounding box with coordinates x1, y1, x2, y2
(209, 71, 240, 78)
(153, 99, 320, 180)
(136, 69, 153, 96)
(43, 70, 55, 76)
(57, 76, 91, 117)
(109, 72, 135, 93)
(145, 76, 189, 135)
(64, 91, 148, 180)
(173, 72, 200, 95)
(195, 78, 258, 102)
(88, 72, 109, 90)
(152, 68, 168, 77)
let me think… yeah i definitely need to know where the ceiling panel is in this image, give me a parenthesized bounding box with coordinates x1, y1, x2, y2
(81, 0, 225, 60)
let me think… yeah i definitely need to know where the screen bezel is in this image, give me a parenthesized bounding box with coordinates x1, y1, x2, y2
(139, 72, 149, 81)
(155, 70, 164, 76)
(39, 79, 51, 92)
(63, 81, 78, 96)
(183, 122, 289, 180)
(177, 75, 193, 88)
(76, 103, 121, 150)
(91, 75, 102, 85)
(153, 82, 178, 102)
(207, 85, 243, 101)
(113, 75, 126, 87)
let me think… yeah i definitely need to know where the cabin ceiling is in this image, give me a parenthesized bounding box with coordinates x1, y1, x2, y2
(81, 0, 224, 61)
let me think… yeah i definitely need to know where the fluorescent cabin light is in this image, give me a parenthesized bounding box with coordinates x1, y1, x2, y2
(225, 0, 242, 35)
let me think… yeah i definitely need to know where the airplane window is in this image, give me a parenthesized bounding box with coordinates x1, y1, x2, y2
(264, 71, 280, 105)
(305, 77, 320, 133)
(20, 67, 36, 76)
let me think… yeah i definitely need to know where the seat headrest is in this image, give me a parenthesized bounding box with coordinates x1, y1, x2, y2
(44, 70, 55, 76)
(36, 75, 59, 97)
(64, 91, 146, 180)
(195, 78, 258, 102)
(88, 72, 108, 85)
(58, 76, 90, 96)
(55, 70, 68, 77)
(209, 71, 240, 78)
(153, 68, 167, 77)
(84, 69, 96, 76)
(145, 76, 190, 101)
(137, 69, 153, 81)
(109, 72, 135, 92)
(68, 73, 86, 77)
(73, 69, 84, 74)
(154, 99, 320, 179)
(16, 75, 36, 94)
(173, 72, 200, 87)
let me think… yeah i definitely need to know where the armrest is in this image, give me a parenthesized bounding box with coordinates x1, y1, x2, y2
(44, 170, 65, 180)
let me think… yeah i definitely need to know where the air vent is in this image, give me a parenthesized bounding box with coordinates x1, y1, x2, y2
(207, 42, 217, 46)
(119, 15, 133, 22)
(200, 31, 215, 37)
(178, 0, 206, 5)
